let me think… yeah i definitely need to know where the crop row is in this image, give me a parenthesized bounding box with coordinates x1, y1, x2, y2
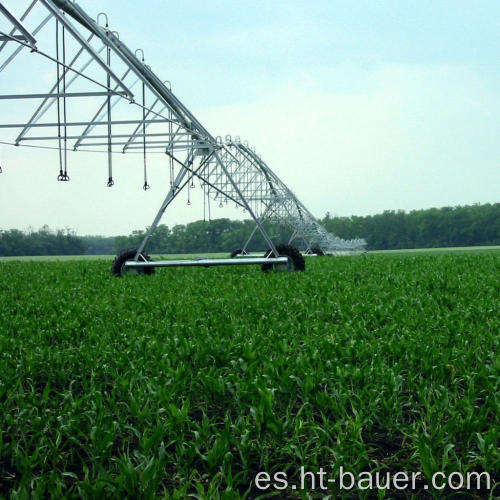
(0, 253, 498, 498)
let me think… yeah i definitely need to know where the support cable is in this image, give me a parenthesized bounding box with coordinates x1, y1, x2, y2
(202, 180, 206, 221)
(61, 24, 69, 180)
(188, 135, 195, 194)
(55, 20, 65, 181)
(105, 25, 113, 187)
(166, 81, 174, 187)
(207, 182, 211, 221)
(142, 73, 149, 190)
(0, 140, 181, 155)
(168, 152, 173, 187)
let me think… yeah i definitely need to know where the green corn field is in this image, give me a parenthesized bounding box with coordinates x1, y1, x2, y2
(0, 252, 499, 498)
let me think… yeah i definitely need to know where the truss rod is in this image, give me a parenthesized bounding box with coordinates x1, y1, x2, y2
(0, 14, 51, 72)
(72, 68, 135, 149)
(0, 0, 38, 55)
(0, 32, 137, 102)
(14, 32, 103, 144)
(0, 119, 176, 129)
(39, 0, 134, 98)
(0, 4, 37, 48)
(213, 150, 279, 257)
(76, 140, 205, 147)
(122, 100, 165, 151)
(134, 150, 198, 258)
(0, 92, 127, 99)
(51, 0, 212, 140)
(163, 149, 242, 209)
(0, 30, 185, 135)
(19, 133, 182, 141)
(0, 35, 32, 42)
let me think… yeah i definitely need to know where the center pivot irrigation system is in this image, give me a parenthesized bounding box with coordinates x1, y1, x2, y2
(0, 0, 366, 275)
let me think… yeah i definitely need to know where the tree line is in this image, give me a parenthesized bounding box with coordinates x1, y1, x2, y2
(321, 203, 499, 250)
(101, 219, 291, 255)
(0, 203, 498, 256)
(0, 226, 85, 256)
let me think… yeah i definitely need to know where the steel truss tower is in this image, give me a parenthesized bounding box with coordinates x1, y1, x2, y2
(0, 0, 366, 273)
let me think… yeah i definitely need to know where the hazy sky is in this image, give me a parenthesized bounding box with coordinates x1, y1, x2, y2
(0, 0, 498, 235)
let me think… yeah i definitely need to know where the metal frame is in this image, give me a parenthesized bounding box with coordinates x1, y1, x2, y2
(124, 256, 290, 270)
(0, 0, 365, 271)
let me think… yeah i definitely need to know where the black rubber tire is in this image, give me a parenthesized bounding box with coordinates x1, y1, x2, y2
(230, 248, 243, 258)
(311, 247, 325, 256)
(261, 244, 305, 272)
(111, 248, 155, 277)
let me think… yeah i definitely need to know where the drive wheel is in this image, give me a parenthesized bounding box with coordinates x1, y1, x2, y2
(230, 248, 243, 258)
(111, 248, 155, 277)
(261, 244, 305, 272)
(311, 247, 324, 256)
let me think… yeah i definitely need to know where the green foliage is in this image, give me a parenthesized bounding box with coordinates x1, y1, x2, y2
(0, 226, 85, 257)
(112, 203, 500, 255)
(1, 203, 498, 256)
(0, 253, 498, 498)
(113, 219, 293, 256)
(322, 203, 500, 250)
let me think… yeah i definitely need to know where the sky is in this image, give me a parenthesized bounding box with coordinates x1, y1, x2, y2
(0, 0, 499, 236)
